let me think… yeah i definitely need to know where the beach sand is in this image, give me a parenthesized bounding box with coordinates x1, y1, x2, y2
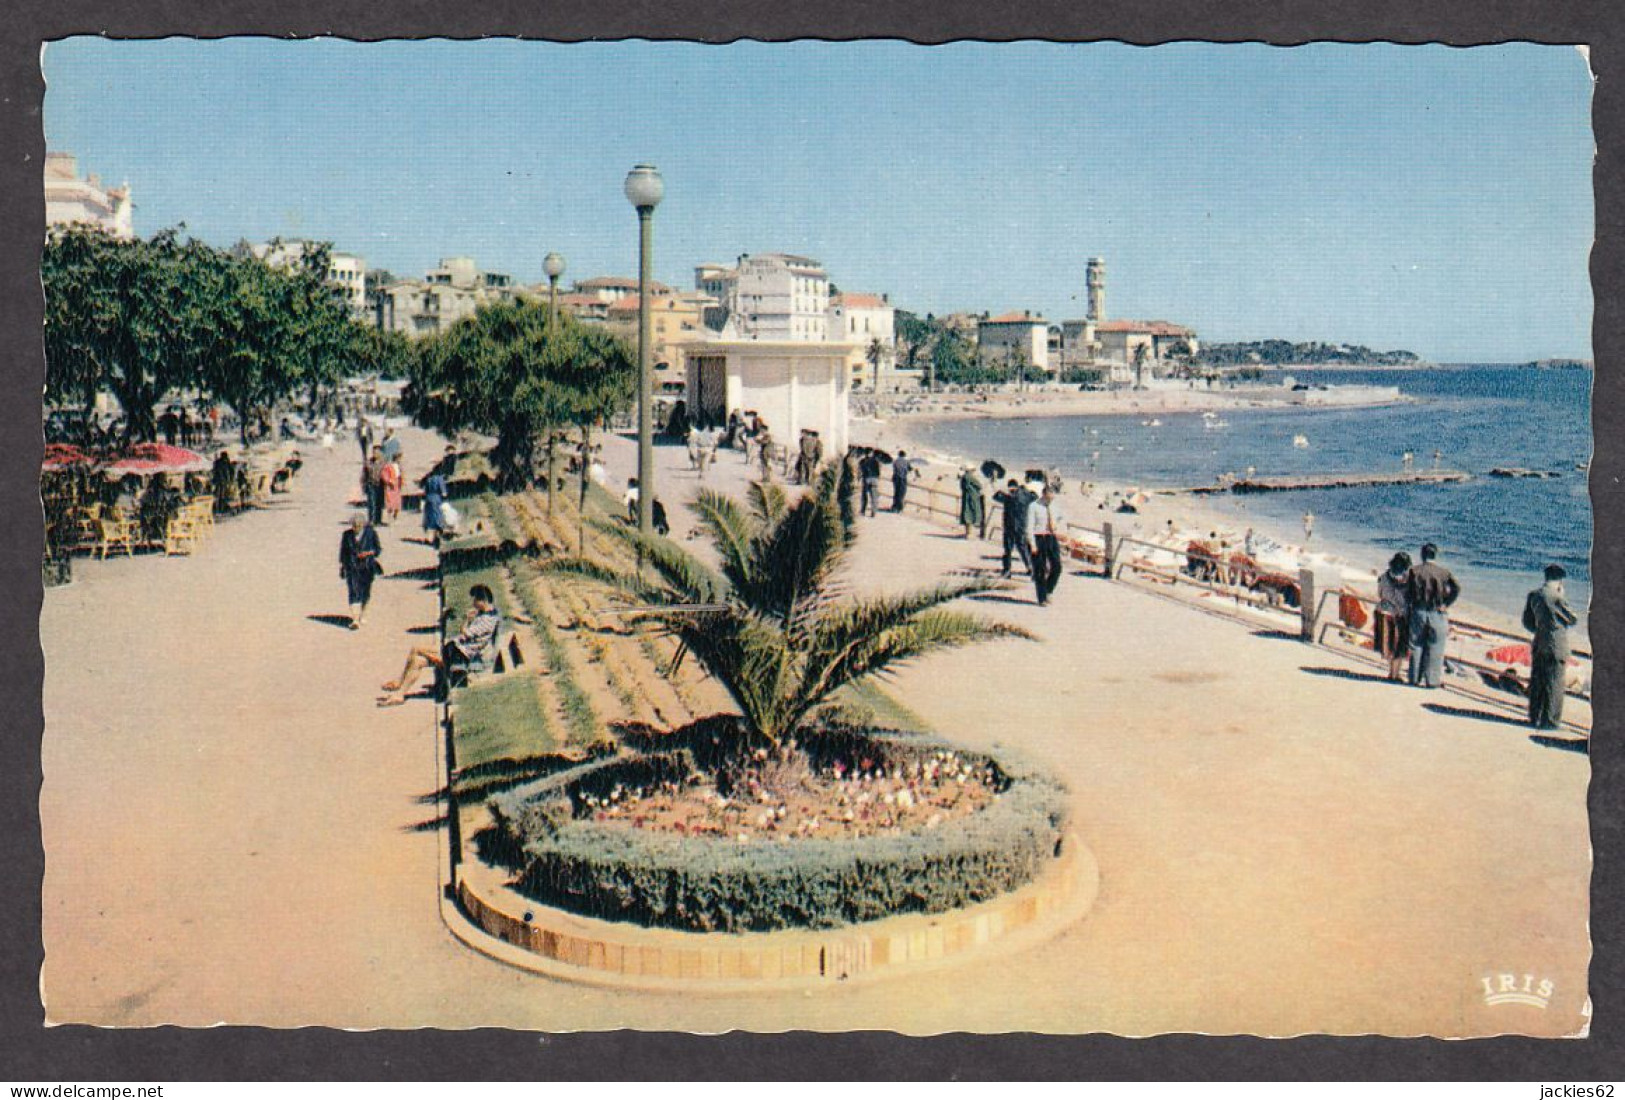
(853, 414, 1547, 645)
(854, 383, 1408, 424)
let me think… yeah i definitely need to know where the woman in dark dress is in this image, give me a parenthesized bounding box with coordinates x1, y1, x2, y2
(1373, 552, 1411, 682)
(340, 512, 382, 630)
(421, 466, 449, 546)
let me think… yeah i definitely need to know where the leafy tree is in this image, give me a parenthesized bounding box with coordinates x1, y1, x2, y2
(546, 469, 1030, 744)
(44, 225, 373, 445)
(193, 239, 357, 442)
(44, 226, 217, 443)
(406, 298, 634, 491)
(894, 310, 935, 373)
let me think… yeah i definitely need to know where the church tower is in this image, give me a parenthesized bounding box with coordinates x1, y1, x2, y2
(1086, 256, 1106, 323)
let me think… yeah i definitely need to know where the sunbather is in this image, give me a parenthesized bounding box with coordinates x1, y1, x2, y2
(377, 584, 500, 706)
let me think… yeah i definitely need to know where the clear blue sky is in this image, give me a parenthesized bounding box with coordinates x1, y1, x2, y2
(42, 39, 1594, 361)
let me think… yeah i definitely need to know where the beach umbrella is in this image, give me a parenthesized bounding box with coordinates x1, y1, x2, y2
(42, 442, 94, 470)
(103, 442, 210, 478)
(980, 460, 1006, 480)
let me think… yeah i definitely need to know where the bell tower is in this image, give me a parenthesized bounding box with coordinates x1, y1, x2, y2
(1086, 257, 1106, 323)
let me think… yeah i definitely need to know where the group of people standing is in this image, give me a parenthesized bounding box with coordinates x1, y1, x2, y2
(989, 476, 1065, 606)
(1373, 543, 1578, 729)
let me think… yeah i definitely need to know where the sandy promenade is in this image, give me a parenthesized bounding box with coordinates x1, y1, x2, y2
(40, 429, 1590, 1035)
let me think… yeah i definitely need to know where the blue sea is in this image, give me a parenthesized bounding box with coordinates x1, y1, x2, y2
(900, 366, 1594, 623)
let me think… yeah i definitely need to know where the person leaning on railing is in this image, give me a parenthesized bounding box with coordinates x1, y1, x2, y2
(1373, 552, 1412, 682)
(1405, 542, 1460, 689)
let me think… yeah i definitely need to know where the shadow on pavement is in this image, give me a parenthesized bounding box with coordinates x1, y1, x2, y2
(1422, 702, 1529, 728)
(306, 613, 355, 629)
(1300, 665, 1393, 685)
(1530, 734, 1588, 755)
(387, 566, 440, 582)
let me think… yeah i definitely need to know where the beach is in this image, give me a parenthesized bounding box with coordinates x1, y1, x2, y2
(853, 381, 1409, 424)
(860, 366, 1593, 644)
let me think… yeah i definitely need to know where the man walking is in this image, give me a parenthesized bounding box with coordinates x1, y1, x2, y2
(890, 450, 919, 513)
(993, 478, 1034, 577)
(858, 449, 883, 518)
(1027, 485, 1065, 606)
(1405, 541, 1461, 688)
(1523, 563, 1579, 729)
(362, 446, 386, 526)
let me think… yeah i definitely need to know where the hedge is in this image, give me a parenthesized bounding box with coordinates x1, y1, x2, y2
(485, 731, 1071, 933)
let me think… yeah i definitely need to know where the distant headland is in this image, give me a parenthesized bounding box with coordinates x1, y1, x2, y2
(1197, 340, 1424, 368)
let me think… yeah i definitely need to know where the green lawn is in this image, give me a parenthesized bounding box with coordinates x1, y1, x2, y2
(451, 672, 558, 784)
(831, 679, 933, 734)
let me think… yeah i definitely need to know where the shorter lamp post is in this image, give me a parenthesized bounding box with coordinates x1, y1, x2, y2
(543, 251, 566, 330)
(624, 163, 664, 536)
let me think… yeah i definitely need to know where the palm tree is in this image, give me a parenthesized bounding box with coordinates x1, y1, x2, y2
(544, 468, 1032, 744)
(865, 337, 886, 392)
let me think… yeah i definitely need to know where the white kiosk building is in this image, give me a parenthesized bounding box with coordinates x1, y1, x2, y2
(681, 338, 856, 455)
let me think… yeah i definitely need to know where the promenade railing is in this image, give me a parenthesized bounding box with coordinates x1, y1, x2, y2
(877, 470, 1586, 735)
(1313, 587, 1592, 734)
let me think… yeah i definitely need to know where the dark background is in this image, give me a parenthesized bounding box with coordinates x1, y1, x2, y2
(1, 0, 1619, 1081)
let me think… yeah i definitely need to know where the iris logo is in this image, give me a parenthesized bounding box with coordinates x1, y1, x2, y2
(1480, 972, 1554, 1009)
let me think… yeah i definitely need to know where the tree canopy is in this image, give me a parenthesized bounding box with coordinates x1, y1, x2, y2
(43, 225, 384, 443)
(405, 297, 636, 489)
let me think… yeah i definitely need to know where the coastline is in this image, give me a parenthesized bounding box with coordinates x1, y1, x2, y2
(856, 386, 1411, 425)
(851, 413, 1553, 646)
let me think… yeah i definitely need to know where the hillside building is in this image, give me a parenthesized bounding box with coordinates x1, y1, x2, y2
(44, 152, 134, 239)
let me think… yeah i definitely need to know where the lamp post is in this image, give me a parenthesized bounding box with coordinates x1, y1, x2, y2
(543, 251, 566, 332)
(624, 163, 664, 535)
(542, 251, 566, 512)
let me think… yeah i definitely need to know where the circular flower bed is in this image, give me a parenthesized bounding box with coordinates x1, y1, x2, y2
(482, 727, 1071, 934)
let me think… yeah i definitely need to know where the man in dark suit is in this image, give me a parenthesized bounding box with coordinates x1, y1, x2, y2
(1524, 563, 1579, 729)
(993, 479, 1034, 577)
(1406, 542, 1461, 688)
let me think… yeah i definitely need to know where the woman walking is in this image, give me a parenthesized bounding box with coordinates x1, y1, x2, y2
(380, 452, 404, 526)
(339, 512, 382, 630)
(958, 466, 986, 540)
(1373, 551, 1411, 682)
(421, 461, 450, 546)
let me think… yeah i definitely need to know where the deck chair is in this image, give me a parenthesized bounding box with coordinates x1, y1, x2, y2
(74, 503, 104, 550)
(96, 511, 137, 559)
(438, 621, 506, 696)
(163, 511, 203, 556)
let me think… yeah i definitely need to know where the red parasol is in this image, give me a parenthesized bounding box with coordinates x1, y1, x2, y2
(103, 442, 211, 477)
(42, 442, 94, 470)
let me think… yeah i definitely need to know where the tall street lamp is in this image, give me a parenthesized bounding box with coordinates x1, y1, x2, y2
(624, 163, 664, 535)
(543, 251, 566, 332)
(542, 251, 566, 512)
